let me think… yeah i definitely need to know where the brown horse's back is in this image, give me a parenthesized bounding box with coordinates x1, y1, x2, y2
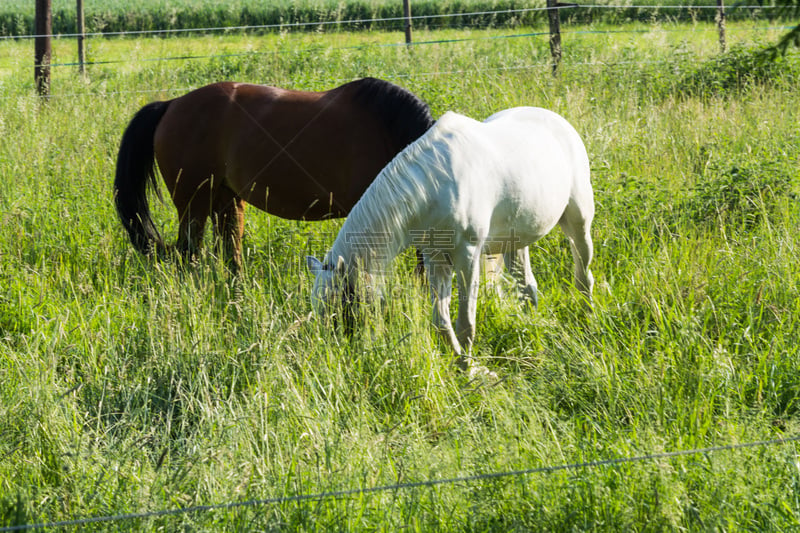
(117, 77, 433, 271)
(154, 81, 413, 220)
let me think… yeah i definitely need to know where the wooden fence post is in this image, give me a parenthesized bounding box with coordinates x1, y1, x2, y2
(77, 0, 86, 75)
(403, 0, 413, 45)
(546, 0, 562, 76)
(716, 0, 727, 53)
(35, 0, 52, 96)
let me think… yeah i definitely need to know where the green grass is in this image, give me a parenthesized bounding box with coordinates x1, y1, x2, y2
(1, 20, 800, 531)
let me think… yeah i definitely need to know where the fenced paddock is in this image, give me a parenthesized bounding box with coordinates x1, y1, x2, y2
(0, 2, 799, 531)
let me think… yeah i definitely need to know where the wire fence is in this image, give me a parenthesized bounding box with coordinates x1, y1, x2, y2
(1, 6, 791, 79)
(0, 20, 791, 84)
(3, 2, 794, 98)
(18, 23, 792, 71)
(2, 433, 798, 531)
(0, 4, 783, 41)
(0, 23, 792, 101)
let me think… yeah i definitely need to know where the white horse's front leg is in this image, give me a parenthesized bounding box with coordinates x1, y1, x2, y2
(454, 245, 498, 379)
(426, 255, 463, 360)
(454, 248, 481, 355)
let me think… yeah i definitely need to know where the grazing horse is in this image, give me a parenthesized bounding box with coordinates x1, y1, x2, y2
(306, 107, 594, 374)
(114, 77, 434, 271)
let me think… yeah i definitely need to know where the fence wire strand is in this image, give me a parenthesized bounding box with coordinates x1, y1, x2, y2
(1, 434, 798, 531)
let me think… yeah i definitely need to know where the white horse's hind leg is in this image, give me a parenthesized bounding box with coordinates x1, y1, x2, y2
(503, 247, 538, 308)
(559, 202, 594, 304)
(570, 235, 594, 302)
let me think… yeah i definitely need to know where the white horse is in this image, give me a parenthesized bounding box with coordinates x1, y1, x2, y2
(306, 107, 594, 373)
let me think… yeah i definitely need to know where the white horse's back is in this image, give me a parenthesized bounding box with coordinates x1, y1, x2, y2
(485, 107, 594, 226)
(422, 108, 592, 252)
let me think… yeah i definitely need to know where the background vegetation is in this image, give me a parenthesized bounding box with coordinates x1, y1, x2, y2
(1, 14, 799, 532)
(0, 0, 785, 36)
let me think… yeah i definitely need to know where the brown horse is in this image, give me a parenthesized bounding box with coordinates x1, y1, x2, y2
(114, 77, 434, 272)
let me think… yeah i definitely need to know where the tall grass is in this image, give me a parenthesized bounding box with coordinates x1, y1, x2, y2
(1, 21, 799, 530)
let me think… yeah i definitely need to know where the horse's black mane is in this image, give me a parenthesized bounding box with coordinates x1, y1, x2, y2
(348, 77, 435, 150)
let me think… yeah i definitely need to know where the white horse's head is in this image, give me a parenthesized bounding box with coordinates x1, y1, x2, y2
(306, 254, 384, 336)
(306, 254, 347, 318)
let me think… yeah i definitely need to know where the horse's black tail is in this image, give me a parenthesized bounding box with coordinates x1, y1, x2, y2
(114, 100, 172, 257)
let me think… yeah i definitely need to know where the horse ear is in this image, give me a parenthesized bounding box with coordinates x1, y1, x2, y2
(306, 256, 324, 274)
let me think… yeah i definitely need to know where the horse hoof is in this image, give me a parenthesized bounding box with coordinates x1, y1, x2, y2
(467, 363, 498, 381)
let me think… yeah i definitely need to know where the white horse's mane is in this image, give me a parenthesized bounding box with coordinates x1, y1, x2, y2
(328, 112, 469, 269)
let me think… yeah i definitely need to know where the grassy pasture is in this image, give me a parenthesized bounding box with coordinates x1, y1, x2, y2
(1, 20, 800, 531)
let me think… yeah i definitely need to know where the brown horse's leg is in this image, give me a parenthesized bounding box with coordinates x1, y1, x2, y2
(413, 249, 426, 278)
(212, 190, 246, 274)
(172, 177, 212, 265)
(175, 206, 209, 266)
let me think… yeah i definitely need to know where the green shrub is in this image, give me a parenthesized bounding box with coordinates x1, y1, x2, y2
(683, 157, 797, 230)
(675, 44, 796, 98)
